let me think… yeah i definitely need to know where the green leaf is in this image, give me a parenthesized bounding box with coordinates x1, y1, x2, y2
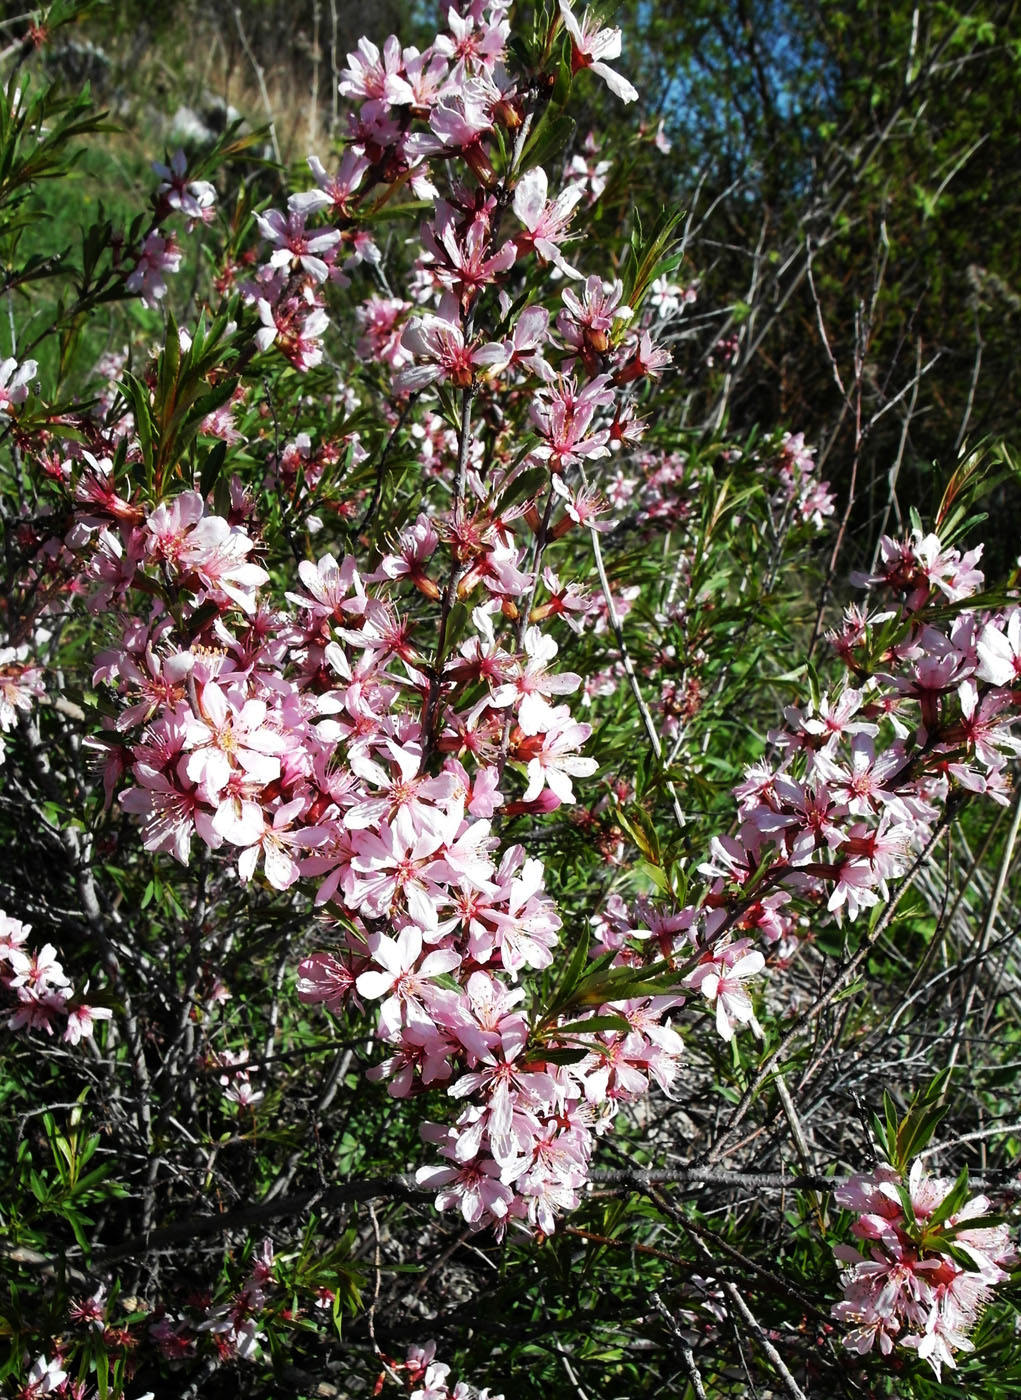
(440, 602, 471, 663)
(95, 1343, 109, 1400)
(926, 1166, 971, 1231)
(929, 1237, 985, 1272)
(543, 925, 591, 1022)
(119, 372, 155, 488)
(199, 439, 228, 497)
(500, 464, 548, 510)
(535, 1046, 590, 1065)
(551, 52, 573, 107)
(895, 1070, 952, 1167)
(521, 112, 576, 175)
(554, 1014, 633, 1036)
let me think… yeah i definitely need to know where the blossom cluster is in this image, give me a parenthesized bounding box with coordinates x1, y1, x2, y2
(771, 430, 836, 531)
(52, 476, 1018, 1244)
(40, 1239, 337, 1384)
(29, 1236, 497, 1394)
(148, 1238, 279, 1365)
(125, 150, 216, 310)
(228, 0, 663, 395)
(0, 0, 699, 1242)
(9, 1354, 143, 1400)
(21, 1300, 499, 1400)
(4, 0, 1021, 1396)
(210, 1046, 263, 1108)
(832, 1160, 1016, 1379)
(45, 451, 674, 1237)
(1, 910, 110, 1043)
(587, 528, 1021, 1051)
(217, 0, 625, 375)
(384, 1339, 504, 1400)
(1, 642, 46, 760)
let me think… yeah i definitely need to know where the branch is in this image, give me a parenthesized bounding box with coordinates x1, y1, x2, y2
(703, 816, 950, 1165)
(583, 483, 687, 833)
(86, 1173, 428, 1263)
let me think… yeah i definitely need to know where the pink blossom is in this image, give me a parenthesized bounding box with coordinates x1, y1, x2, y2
(512, 167, 583, 277)
(976, 609, 1021, 685)
(0, 646, 45, 731)
(434, 5, 509, 73)
(397, 296, 511, 391)
(255, 205, 341, 283)
(420, 203, 516, 309)
(302, 150, 370, 215)
(491, 626, 581, 734)
(126, 231, 181, 308)
(415, 1145, 514, 1226)
(255, 297, 330, 371)
(63, 997, 113, 1045)
(153, 148, 216, 221)
(529, 374, 615, 474)
(685, 940, 765, 1041)
(338, 34, 406, 102)
(181, 683, 288, 795)
(520, 704, 597, 804)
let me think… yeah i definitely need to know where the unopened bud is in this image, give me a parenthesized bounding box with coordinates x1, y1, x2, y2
(504, 789, 562, 817)
(612, 359, 644, 387)
(457, 563, 486, 599)
(494, 98, 522, 130)
(465, 142, 497, 188)
(412, 572, 441, 601)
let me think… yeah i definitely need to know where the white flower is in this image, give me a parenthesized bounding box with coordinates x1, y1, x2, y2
(559, 1, 639, 104)
(0, 356, 37, 415)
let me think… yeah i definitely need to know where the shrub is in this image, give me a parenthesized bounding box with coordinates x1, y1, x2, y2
(1, 3, 1020, 1397)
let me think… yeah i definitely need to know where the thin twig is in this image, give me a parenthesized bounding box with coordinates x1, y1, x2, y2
(705, 817, 949, 1164)
(654, 1190, 810, 1400)
(232, 4, 281, 166)
(943, 783, 1021, 1091)
(650, 1291, 708, 1400)
(584, 484, 687, 833)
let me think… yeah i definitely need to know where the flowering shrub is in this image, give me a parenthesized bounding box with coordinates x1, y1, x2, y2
(1, 2, 1020, 1398)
